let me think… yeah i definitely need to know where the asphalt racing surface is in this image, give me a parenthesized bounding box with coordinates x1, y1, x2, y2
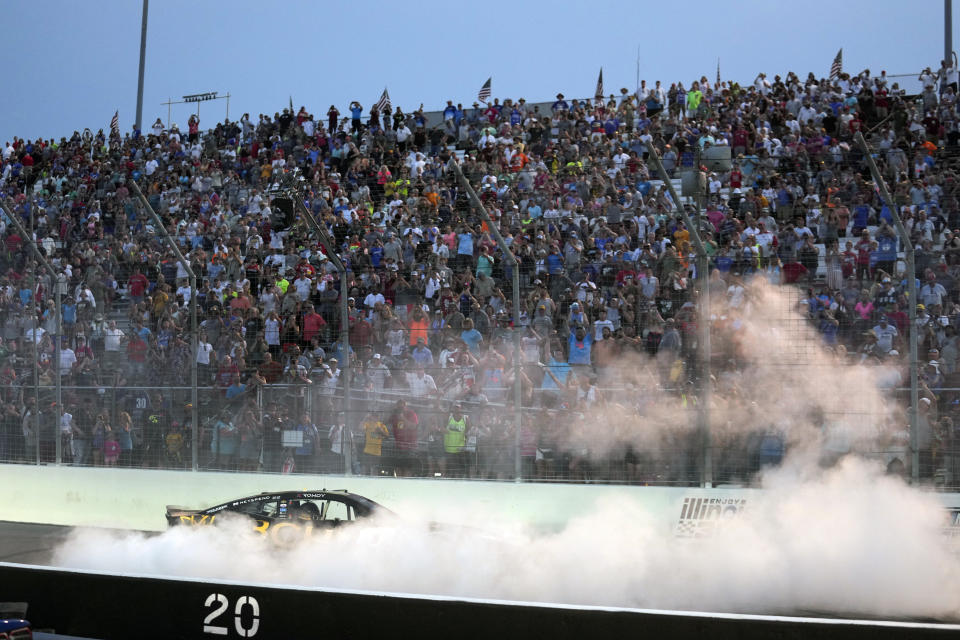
(0, 521, 73, 565)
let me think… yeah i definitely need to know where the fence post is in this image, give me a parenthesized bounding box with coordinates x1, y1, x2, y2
(127, 180, 200, 471)
(856, 133, 920, 482)
(288, 193, 352, 475)
(2, 199, 62, 465)
(643, 142, 712, 487)
(446, 158, 523, 482)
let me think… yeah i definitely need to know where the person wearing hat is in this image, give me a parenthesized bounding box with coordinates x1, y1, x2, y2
(872, 315, 899, 355)
(552, 93, 569, 114)
(920, 271, 947, 308)
(366, 353, 392, 392)
(916, 304, 931, 329)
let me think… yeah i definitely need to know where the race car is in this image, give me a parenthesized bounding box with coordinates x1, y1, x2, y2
(166, 490, 393, 541)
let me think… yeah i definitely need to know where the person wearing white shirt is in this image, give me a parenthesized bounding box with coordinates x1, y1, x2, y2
(59, 346, 77, 376)
(363, 291, 385, 317)
(406, 368, 437, 397)
(797, 103, 818, 125)
(593, 311, 615, 340)
(293, 275, 313, 302)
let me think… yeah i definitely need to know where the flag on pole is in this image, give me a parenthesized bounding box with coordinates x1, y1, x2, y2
(110, 110, 120, 138)
(375, 87, 391, 113)
(595, 68, 604, 100)
(830, 48, 843, 80)
(478, 77, 492, 103)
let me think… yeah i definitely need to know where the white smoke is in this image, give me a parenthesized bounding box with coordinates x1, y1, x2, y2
(51, 280, 960, 619)
(53, 456, 960, 620)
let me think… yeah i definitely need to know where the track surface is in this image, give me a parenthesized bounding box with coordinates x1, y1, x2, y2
(0, 521, 74, 565)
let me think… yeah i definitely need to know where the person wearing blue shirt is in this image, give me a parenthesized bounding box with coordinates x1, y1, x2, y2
(568, 325, 593, 366)
(541, 348, 572, 393)
(411, 338, 434, 366)
(225, 375, 247, 400)
(61, 298, 77, 331)
(551, 93, 569, 113)
(546, 248, 564, 275)
(349, 101, 363, 135)
(443, 101, 457, 121)
(370, 245, 384, 268)
(456, 228, 474, 271)
(460, 319, 483, 354)
(852, 202, 872, 232)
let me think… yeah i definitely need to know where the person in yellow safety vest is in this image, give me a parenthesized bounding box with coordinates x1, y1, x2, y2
(274, 272, 290, 294)
(393, 178, 410, 198)
(443, 404, 469, 477)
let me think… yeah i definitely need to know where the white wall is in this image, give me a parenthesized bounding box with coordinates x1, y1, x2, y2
(4, 464, 959, 532)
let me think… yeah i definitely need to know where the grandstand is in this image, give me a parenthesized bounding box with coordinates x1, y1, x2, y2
(1, 62, 959, 488)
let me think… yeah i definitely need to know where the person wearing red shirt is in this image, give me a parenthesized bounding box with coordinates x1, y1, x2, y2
(128, 268, 149, 304)
(728, 164, 743, 189)
(782, 260, 808, 284)
(4, 232, 22, 254)
(390, 400, 420, 476)
(126, 333, 148, 382)
(349, 314, 373, 347)
(302, 304, 327, 345)
(215, 355, 240, 389)
(258, 352, 283, 384)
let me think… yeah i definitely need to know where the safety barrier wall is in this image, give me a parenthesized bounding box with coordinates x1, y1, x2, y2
(4, 463, 960, 533)
(2, 463, 702, 531)
(2, 563, 959, 640)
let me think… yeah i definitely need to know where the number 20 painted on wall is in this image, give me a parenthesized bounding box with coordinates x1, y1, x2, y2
(203, 593, 260, 637)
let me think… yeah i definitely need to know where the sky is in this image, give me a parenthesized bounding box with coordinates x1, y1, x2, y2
(1, 0, 954, 144)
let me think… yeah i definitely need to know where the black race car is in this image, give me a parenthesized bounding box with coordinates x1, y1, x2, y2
(166, 490, 393, 541)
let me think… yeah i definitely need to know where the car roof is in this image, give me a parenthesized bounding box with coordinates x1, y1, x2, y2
(202, 489, 388, 514)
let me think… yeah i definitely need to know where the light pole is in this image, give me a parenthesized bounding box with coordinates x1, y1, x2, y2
(947, 0, 954, 70)
(135, 0, 149, 134)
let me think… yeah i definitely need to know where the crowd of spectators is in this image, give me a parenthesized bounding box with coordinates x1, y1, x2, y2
(2, 60, 960, 484)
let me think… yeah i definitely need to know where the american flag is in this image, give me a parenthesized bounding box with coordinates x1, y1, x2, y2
(595, 68, 604, 100)
(830, 48, 843, 81)
(110, 110, 120, 138)
(478, 77, 492, 103)
(375, 88, 391, 113)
